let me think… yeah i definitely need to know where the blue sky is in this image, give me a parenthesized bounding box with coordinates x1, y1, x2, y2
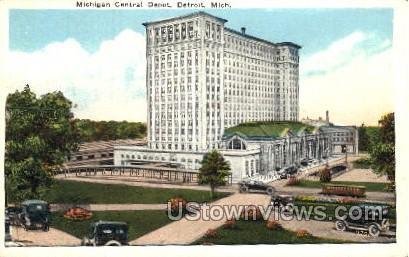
(10, 9, 393, 55)
(6, 9, 394, 125)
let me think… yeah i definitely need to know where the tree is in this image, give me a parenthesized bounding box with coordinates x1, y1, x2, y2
(198, 150, 231, 199)
(358, 123, 370, 152)
(370, 113, 395, 185)
(5, 85, 79, 203)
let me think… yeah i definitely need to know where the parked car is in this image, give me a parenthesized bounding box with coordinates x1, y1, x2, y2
(81, 221, 129, 246)
(271, 194, 294, 212)
(300, 159, 309, 166)
(334, 204, 390, 237)
(5, 206, 23, 226)
(279, 166, 298, 179)
(239, 180, 276, 195)
(16, 200, 50, 231)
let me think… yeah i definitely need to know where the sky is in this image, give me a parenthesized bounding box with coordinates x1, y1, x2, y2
(4, 8, 394, 126)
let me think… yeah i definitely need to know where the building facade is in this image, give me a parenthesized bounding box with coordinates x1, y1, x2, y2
(143, 12, 300, 153)
(114, 12, 358, 183)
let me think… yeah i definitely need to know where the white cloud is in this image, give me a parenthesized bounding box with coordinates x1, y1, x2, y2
(2, 29, 147, 122)
(299, 31, 393, 126)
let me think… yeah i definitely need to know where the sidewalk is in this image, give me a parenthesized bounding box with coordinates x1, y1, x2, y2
(131, 193, 270, 245)
(50, 203, 167, 212)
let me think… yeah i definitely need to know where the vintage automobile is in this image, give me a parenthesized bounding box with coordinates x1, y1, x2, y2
(334, 204, 390, 237)
(279, 166, 298, 179)
(270, 194, 295, 212)
(81, 221, 129, 246)
(5, 206, 23, 226)
(17, 200, 50, 231)
(239, 180, 276, 195)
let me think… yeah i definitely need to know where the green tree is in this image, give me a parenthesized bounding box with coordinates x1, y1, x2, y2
(5, 85, 79, 203)
(358, 123, 370, 152)
(370, 113, 395, 185)
(198, 150, 231, 199)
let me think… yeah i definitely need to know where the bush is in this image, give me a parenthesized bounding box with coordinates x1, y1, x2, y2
(296, 229, 312, 238)
(286, 176, 300, 186)
(204, 228, 218, 238)
(266, 220, 282, 230)
(240, 205, 263, 221)
(223, 218, 236, 229)
(353, 158, 372, 169)
(168, 197, 187, 216)
(319, 167, 332, 183)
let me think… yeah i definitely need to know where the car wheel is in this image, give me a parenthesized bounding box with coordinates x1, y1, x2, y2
(368, 224, 380, 237)
(266, 187, 276, 195)
(335, 220, 346, 231)
(43, 224, 49, 232)
(239, 185, 248, 193)
(105, 240, 121, 246)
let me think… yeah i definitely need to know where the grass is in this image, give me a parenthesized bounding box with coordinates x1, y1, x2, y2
(193, 220, 343, 245)
(51, 210, 172, 240)
(352, 158, 372, 169)
(294, 200, 396, 223)
(291, 179, 390, 192)
(44, 180, 230, 204)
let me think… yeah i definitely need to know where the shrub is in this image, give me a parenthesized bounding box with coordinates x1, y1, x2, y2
(168, 197, 187, 216)
(223, 218, 236, 229)
(319, 167, 332, 183)
(204, 228, 218, 238)
(296, 229, 312, 238)
(266, 220, 282, 230)
(240, 205, 263, 221)
(286, 176, 300, 186)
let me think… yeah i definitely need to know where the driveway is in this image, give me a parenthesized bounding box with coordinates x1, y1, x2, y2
(10, 226, 81, 246)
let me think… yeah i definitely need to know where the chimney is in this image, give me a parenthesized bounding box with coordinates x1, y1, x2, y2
(326, 110, 329, 123)
(241, 27, 246, 35)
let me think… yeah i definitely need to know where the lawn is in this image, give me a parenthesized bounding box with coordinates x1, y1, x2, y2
(352, 158, 372, 169)
(44, 180, 230, 204)
(294, 200, 396, 223)
(51, 210, 172, 240)
(193, 220, 343, 245)
(291, 179, 390, 192)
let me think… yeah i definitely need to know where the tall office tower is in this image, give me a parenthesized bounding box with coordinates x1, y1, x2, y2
(143, 12, 300, 153)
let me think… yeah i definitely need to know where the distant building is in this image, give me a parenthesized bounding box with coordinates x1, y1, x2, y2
(66, 139, 146, 167)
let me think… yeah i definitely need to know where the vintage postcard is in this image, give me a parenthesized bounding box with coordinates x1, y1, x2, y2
(0, 0, 408, 256)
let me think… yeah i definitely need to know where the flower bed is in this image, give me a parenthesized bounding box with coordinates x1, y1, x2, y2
(63, 207, 92, 221)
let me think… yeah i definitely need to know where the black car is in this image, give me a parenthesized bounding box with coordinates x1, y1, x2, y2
(239, 180, 276, 195)
(334, 204, 390, 237)
(81, 221, 129, 246)
(17, 200, 50, 231)
(271, 194, 294, 212)
(279, 166, 298, 179)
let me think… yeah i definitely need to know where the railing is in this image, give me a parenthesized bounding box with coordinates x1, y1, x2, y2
(54, 165, 232, 185)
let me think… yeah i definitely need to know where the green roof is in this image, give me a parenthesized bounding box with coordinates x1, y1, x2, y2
(223, 121, 316, 140)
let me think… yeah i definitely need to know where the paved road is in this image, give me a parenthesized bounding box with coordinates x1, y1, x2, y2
(10, 226, 81, 246)
(50, 203, 167, 212)
(55, 175, 236, 193)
